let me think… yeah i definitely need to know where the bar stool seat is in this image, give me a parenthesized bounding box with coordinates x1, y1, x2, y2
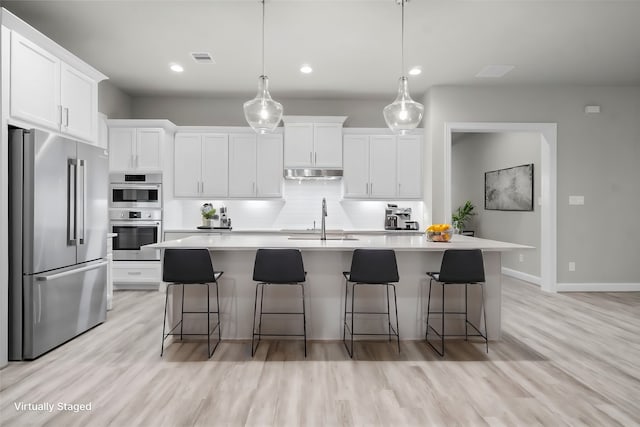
(161, 249, 223, 358)
(251, 248, 307, 357)
(426, 249, 488, 357)
(342, 249, 400, 358)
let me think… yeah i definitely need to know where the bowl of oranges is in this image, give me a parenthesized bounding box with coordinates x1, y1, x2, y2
(426, 224, 453, 242)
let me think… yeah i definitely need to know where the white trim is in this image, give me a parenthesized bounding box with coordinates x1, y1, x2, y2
(444, 122, 557, 293)
(282, 116, 347, 124)
(557, 283, 640, 292)
(502, 267, 541, 286)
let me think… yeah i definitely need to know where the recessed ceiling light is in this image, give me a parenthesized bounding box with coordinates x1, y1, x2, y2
(475, 65, 514, 78)
(170, 63, 184, 73)
(408, 66, 422, 76)
(300, 64, 313, 74)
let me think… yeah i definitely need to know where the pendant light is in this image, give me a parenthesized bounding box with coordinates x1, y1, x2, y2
(383, 0, 424, 134)
(243, 0, 283, 134)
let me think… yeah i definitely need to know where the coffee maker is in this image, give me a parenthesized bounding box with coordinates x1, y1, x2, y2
(385, 204, 416, 230)
(219, 206, 231, 229)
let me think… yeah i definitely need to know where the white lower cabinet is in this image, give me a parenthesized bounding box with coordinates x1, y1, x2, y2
(107, 236, 114, 310)
(343, 133, 422, 199)
(112, 261, 161, 291)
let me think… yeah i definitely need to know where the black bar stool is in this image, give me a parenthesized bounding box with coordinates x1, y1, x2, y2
(161, 249, 223, 358)
(426, 249, 488, 357)
(342, 249, 400, 358)
(251, 249, 307, 357)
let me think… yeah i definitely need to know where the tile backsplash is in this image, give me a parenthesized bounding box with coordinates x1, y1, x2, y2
(164, 180, 424, 231)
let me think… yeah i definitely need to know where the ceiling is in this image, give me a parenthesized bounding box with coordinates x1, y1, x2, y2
(3, 0, 640, 99)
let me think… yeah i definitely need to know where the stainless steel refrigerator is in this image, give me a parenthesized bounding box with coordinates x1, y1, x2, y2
(9, 127, 109, 360)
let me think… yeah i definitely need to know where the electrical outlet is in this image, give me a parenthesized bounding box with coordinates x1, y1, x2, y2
(519, 254, 524, 262)
(568, 262, 576, 272)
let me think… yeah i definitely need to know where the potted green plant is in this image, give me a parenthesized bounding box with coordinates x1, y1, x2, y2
(452, 201, 476, 234)
(201, 203, 218, 227)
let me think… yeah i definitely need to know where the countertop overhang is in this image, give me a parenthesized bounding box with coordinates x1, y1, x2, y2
(148, 234, 532, 252)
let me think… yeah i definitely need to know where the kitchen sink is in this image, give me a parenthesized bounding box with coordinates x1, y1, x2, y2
(287, 235, 359, 241)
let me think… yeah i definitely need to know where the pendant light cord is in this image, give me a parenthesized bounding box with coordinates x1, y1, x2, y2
(262, 0, 266, 77)
(401, 0, 405, 77)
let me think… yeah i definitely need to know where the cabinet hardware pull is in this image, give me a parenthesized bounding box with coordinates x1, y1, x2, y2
(310, 151, 313, 164)
(58, 105, 63, 125)
(370, 182, 373, 194)
(315, 152, 317, 164)
(64, 107, 69, 127)
(127, 271, 142, 276)
(366, 182, 368, 194)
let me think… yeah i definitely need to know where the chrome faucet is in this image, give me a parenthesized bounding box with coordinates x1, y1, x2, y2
(321, 198, 327, 240)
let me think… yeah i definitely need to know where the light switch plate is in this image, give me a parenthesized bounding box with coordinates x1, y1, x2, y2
(569, 262, 576, 272)
(569, 195, 585, 205)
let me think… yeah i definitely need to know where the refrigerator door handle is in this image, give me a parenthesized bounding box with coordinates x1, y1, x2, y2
(78, 159, 86, 244)
(67, 159, 77, 245)
(35, 261, 108, 281)
(37, 284, 42, 324)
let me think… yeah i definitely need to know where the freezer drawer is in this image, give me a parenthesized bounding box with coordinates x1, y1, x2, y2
(22, 261, 107, 360)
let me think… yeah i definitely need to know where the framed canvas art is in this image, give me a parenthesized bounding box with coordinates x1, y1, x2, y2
(485, 164, 534, 211)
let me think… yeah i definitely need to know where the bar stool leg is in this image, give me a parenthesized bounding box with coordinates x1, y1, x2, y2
(386, 284, 392, 342)
(258, 284, 266, 343)
(251, 282, 260, 356)
(465, 284, 469, 341)
(207, 282, 211, 358)
(180, 284, 185, 340)
(342, 278, 348, 342)
(161, 283, 171, 356)
(301, 283, 307, 357)
(441, 282, 445, 357)
(425, 279, 432, 341)
(215, 280, 221, 344)
(481, 283, 488, 353)
(391, 283, 400, 354)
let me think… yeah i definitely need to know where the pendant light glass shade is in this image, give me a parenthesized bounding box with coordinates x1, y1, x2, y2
(244, 0, 282, 133)
(383, 76, 424, 135)
(384, 0, 424, 134)
(243, 75, 283, 134)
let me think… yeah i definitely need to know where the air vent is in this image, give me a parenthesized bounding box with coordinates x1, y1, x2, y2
(191, 52, 215, 64)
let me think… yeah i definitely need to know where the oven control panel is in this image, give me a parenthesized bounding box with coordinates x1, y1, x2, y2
(109, 209, 162, 221)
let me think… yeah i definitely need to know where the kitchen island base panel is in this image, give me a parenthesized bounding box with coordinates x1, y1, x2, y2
(165, 250, 501, 341)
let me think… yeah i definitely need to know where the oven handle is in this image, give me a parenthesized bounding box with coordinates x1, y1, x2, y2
(110, 221, 161, 227)
(110, 184, 161, 190)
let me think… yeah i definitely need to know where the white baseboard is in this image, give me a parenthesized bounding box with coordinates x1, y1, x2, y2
(556, 282, 640, 292)
(501, 267, 541, 286)
(114, 283, 159, 291)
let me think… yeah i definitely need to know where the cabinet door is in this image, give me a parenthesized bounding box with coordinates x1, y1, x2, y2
(284, 123, 314, 167)
(174, 133, 202, 197)
(256, 134, 283, 198)
(202, 134, 229, 197)
(108, 128, 135, 171)
(10, 32, 61, 131)
(136, 128, 163, 171)
(314, 123, 343, 167)
(397, 135, 422, 198)
(61, 62, 96, 142)
(369, 136, 397, 198)
(343, 135, 370, 198)
(228, 134, 257, 197)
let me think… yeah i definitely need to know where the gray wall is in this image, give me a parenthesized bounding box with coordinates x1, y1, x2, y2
(452, 132, 541, 277)
(98, 80, 133, 118)
(130, 95, 389, 127)
(425, 85, 640, 284)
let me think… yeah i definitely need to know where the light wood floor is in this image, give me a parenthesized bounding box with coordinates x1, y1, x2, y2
(1, 277, 639, 426)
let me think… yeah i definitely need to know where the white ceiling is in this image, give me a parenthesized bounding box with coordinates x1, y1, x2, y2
(3, 0, 640, 99)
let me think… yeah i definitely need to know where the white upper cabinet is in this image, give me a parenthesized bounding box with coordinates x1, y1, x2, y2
(343, 135, 370, 198)
(60, 62, 96, 141)
(283, 116, 347, 168)
(369, 135, 397, 198)
(9, 30, 103, 143)
(108, 120, 174, 173)
(396, 135, 422, 198)
(228, 133, 283, 198)
(228, 134, 257, 197)
(256, 134, 284, 197)
(10, 32, 60, 130)
(174, 133, 228, 198)
(343, 132, 422, 200)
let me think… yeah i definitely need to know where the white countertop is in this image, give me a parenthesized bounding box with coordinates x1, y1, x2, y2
(163, 228, 424, 235)
(107, 233, 117, 238)
(148, 233, 532, 252)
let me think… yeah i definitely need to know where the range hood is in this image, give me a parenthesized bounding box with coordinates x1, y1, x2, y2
(284, 168, 343, 180)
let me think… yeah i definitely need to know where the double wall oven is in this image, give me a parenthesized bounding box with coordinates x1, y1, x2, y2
(109, 173, 162, 261)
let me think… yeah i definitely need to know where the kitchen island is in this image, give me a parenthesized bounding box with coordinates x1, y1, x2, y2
(148, 234, 531, 342)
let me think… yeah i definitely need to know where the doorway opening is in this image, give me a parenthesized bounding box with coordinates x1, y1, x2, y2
(444, 122, 557, 292)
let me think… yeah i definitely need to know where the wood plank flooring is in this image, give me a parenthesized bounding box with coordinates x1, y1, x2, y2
(1, 276, 639, 426)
